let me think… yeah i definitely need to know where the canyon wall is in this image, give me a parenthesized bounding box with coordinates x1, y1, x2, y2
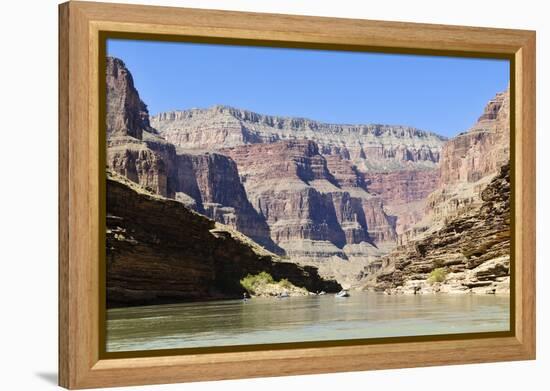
(151, 105, 446, 172)
(172, 151, 279, 251)
(222, 140, 396, 252)
(363, 163, 510, 294)
(362, 169, 440, 236)
(105, 57, 277, 250)
(362, 88, 511, 292)
(107, 173, 341, 307)
(396, 88, 510, 245)
(439, 89, 510, 185)
(108, 56, 444, 286)
(106, 55, 509, 292)
(150, 100, 447, 281)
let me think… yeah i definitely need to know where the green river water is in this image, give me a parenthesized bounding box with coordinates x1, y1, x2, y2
(106, 292, 510, 352)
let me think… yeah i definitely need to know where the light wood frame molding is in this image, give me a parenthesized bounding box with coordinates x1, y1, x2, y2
(59, 1, 536, 389)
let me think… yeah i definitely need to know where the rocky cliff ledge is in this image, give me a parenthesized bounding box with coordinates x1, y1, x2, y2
(363, 163, 510, 295)
(106, 173, 341, 307)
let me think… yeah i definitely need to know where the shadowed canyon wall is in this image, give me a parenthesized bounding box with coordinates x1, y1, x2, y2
(107, 173, 341, 307)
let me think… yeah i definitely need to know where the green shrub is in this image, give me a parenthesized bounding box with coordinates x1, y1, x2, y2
(427, 268, 448, 285)
(240, 272, 301, 295)
(240, 271, 274, 294)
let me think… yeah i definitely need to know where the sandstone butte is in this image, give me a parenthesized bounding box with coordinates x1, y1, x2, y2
(105, 55, 510, 304)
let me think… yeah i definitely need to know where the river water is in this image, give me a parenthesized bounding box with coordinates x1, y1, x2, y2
(106, 292, 510, 352)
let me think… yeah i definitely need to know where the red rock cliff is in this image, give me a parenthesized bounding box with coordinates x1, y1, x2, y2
(222, 141, 397, 268)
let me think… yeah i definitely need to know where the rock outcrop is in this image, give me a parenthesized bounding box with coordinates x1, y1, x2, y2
(107, 57, 155, 139)
(362, 163, 510, 294)
(106, 173, 341, 307)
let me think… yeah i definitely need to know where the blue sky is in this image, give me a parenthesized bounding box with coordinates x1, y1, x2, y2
(107, 39, 509, 138)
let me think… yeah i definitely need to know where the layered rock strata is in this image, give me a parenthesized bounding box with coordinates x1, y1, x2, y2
(362, 169, 440, 236)
(439, 89, 510, 185)
(114, 55, 447, 270)
(105, 57, 277, 250)
(397, 88, 511, 244)
(222, 140, 397, 249)
(106, 173, 341, 307)
(151, 102, 447, 267)
(151, 105, 446, 171)
(362, 163, 510, 294)
(221, 140, 396, 287)
(107, 55, 510, 292)
(172, 150, 278, 251)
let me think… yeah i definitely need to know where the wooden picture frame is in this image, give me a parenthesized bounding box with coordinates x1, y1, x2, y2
(59, 1, 536, 389)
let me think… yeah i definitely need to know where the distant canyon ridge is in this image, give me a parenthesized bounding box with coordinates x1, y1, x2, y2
(106, 56, 510, 300)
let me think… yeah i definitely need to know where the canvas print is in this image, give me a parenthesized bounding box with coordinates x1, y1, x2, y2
(104, 39, 511, 353)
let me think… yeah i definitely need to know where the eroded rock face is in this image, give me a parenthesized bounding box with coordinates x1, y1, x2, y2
(107, 134, 175, 197)
(173, 151, 279, 252)
(105, 57, 277, 250)
(106, 57, 177, 197)
(221, 140, 396, 286)
(363, 163, 510, 295)
(106, 57, 153, 139)
(108, 144, 279, 251)
(151, 105, 446, 171)
(106, 55, 510, 292)
(439, 89, 509, 185)
(363, 169, 439, 206)
(362, 169, 440, 236)
(106, 173, 341, 307)
(222, 141, 352, 253)
(361, 88, 511, 294)
(431, 89, 509, 217)
(397, 88, 511, 244)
